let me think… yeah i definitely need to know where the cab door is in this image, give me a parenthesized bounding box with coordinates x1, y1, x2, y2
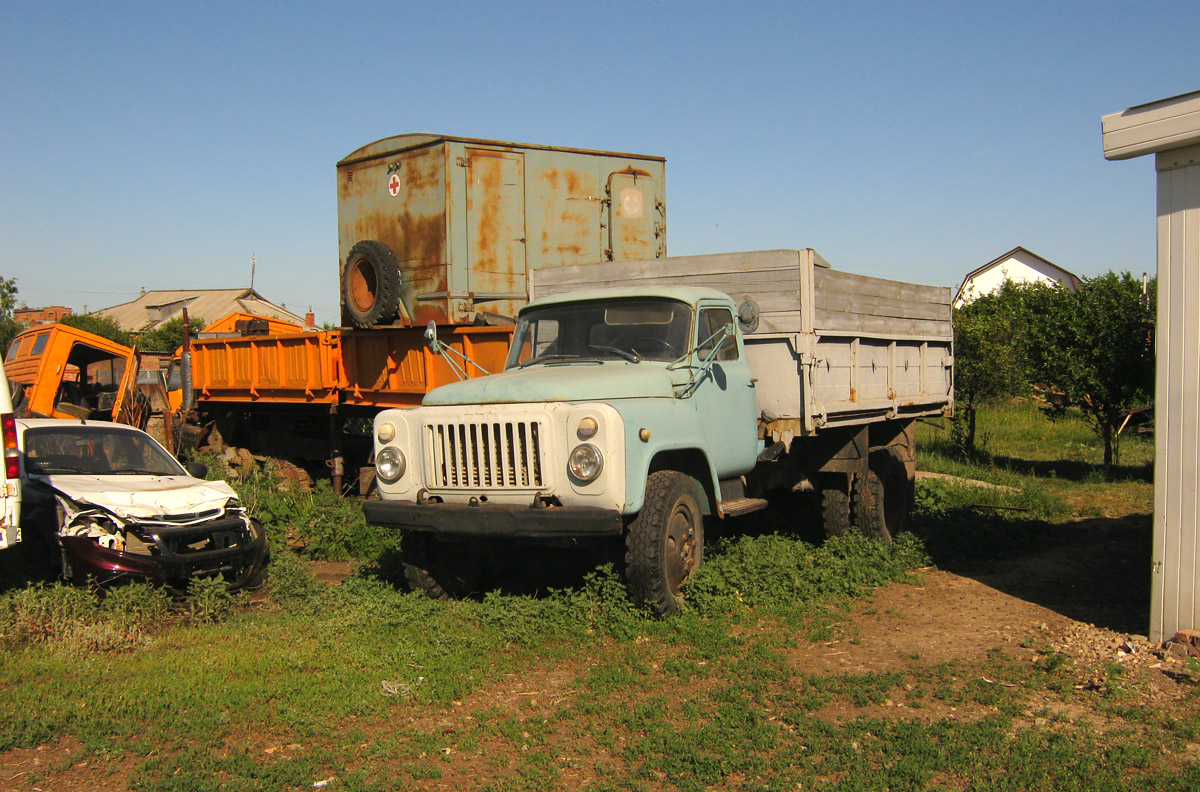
(690, 303, 761, 477)
(112, 347, 148, 428)
(0, 358, 21, 550)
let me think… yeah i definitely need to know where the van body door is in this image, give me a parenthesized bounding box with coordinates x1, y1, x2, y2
(0, 357, 21, 549)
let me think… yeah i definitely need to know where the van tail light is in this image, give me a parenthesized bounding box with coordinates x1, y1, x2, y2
(2, 413, 18, 479)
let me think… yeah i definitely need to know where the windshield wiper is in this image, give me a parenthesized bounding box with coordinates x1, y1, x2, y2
(587, 344, 640, 363)
(110, 467, 172, 475)
(519, 353, 588, 368)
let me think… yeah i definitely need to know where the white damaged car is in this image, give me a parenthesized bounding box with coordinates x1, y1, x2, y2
(17, 419, 268, 588)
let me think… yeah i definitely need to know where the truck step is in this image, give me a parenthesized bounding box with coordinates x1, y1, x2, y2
(722, 497, 769, 517)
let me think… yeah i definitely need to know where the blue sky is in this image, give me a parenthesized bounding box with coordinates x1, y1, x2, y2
(2, 1, 1196, 326)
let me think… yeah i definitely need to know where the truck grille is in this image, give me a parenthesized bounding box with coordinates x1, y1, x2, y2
(424, 420, 545, 489)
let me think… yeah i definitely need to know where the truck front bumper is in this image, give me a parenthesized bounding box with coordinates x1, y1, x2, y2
(362, 500, 624, 539)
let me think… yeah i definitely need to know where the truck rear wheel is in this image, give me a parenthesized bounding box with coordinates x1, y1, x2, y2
(872, 447, 912, 536)
(851, 468, 889, 541)
(402, 534, 484, 600)
(820, 473, 852, 539)
(343, 240, 402, 328)
(624, 471, 704, 618)
(851, 449, 910, 542)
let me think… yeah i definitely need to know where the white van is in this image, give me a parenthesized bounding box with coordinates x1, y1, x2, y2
(1, 356, 21, 549)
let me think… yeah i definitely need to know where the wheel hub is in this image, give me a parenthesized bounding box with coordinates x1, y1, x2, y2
(664, 506, 697, 592)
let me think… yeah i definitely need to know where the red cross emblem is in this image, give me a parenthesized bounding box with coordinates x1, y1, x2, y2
(388, 173, 401, 197)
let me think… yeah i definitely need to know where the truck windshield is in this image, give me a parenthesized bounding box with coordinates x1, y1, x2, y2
(507, 298, 693, 369)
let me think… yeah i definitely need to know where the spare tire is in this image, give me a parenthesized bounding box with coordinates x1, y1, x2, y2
(343, 240, 402, 328)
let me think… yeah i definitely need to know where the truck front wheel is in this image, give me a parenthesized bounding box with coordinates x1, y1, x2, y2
(402, 534, 484, 600)
(624, 471, 704, 618)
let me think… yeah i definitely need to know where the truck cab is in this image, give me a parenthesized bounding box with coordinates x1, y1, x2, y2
(365, 286, 765, 615)
(5, 324, 146, 427)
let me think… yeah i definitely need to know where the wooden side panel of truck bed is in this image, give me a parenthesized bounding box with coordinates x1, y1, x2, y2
(530, 249, 953, 438)
(188, 325, 513, 409)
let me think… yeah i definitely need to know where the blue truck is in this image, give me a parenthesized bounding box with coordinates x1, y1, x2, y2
(363, 249, 953, 615)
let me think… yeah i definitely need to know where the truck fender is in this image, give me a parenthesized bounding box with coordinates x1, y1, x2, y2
(627, 448, 719, 518)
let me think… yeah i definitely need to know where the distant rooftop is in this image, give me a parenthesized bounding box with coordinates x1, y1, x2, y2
(93, 288, 304, 332)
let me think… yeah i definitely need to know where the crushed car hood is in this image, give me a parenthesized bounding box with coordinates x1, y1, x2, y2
(36, 475, 237, 518)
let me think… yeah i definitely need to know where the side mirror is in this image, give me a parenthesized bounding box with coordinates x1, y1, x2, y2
(424, 320, 440, 354)
(186, 461, 208, 479)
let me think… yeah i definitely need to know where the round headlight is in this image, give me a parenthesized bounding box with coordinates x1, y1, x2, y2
(376, 447, 406, 483)
(568, 443, 603, 482)
(577, 416, 598, 439)
(377, 421, 396, 444)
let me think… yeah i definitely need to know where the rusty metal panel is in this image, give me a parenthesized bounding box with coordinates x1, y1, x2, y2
(607, 171, 660, 262)
(338, 139, 449, 325)
(465, 149, 527, 321)
(528, 160, 602, 269)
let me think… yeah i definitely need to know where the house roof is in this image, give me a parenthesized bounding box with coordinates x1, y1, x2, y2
(954, 246, 1082, 305)
(93, 288, 305, 332)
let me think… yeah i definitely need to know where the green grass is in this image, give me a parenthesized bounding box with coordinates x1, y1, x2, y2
(0, 401, 1186, 790)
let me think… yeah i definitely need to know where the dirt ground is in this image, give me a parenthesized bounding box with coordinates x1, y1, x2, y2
(6, 514, 1192, 792)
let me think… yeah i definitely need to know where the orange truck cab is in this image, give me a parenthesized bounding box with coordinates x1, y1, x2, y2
(4, 325, 147, 427)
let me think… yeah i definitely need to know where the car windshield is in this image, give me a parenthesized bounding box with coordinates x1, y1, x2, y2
(506, 298, 693, 369)
(23, 425, 186, 476)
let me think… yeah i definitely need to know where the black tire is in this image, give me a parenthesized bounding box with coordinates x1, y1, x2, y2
(872, 447, 912, 537)
(343, 240, 402, 328)
(851, 467, 889, 541)
(624, 471, 704, 618)
(402, 533, 484, 600)
(820, 473, 852, 539)
(240, 519, 270, 589)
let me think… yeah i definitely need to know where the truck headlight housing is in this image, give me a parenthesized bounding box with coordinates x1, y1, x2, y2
(376, 447, 406, 483)
(568, 443, 603, 482)
(377, 421, 396, 444)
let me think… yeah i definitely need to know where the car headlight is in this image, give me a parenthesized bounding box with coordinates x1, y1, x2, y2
(376, 447, 406, 483)
(568, 444, 603, 482)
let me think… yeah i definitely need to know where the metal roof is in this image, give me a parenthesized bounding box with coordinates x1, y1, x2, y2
(93, 288, 304, 332)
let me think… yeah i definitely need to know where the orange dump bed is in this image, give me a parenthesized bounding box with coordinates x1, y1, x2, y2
(189, 325, 513, 408)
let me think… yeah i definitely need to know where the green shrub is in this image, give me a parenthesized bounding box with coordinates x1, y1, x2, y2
(220, 466, 399, 562)
(2, 582, 98, 645)
(103, 581, 172, 632)
(0, 582, 164, 653)
(267, 548, 325, 605)
(687, 532, 930, 618)
(187, 576, 236, 624)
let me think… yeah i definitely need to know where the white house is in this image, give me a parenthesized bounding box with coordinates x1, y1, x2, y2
(953, 246, 1082, 308)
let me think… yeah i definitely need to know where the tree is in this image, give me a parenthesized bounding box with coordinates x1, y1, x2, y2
(952, 282, 1035, 453)
(0, 277, 17, 321)
(1025, 272, 1155, 468)
(58, 314, 131, 346)
(135, 316, 203, 353)
(0, 278, 20, 356)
